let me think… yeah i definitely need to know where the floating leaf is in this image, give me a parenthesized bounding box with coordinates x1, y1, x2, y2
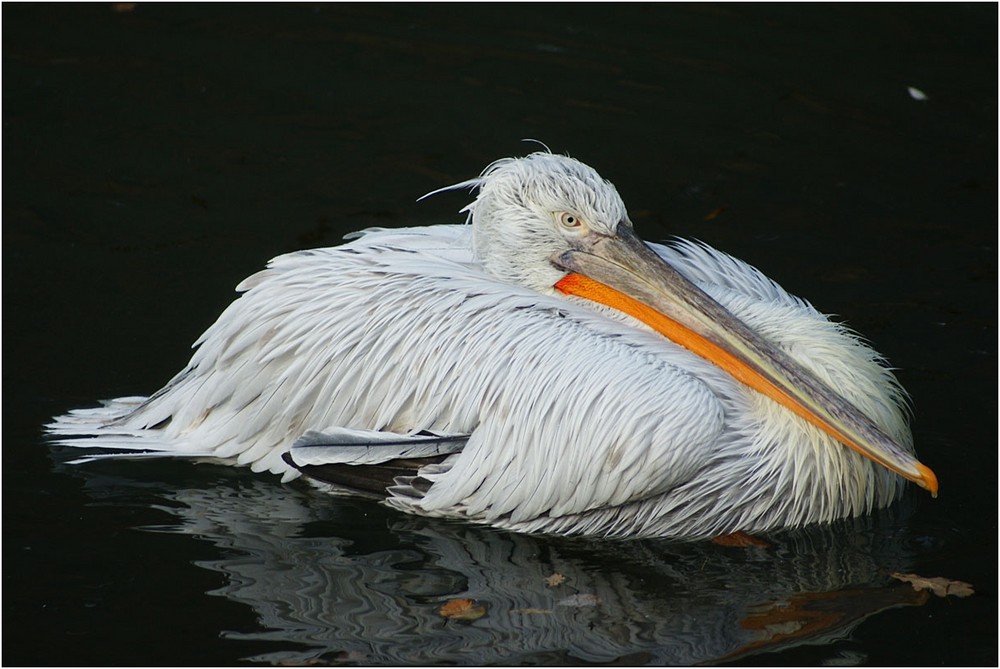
(545, 572, 566, 587)
(558, 593, 601, 607)
(890, 572, 973, 598)
(712, 531, 771, 548)
(438, 598, 487, 620)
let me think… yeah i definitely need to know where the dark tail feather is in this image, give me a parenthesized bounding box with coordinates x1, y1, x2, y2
(282, 452, 446, 498)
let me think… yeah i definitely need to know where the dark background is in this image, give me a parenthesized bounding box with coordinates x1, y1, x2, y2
(4, 4, 996, 665)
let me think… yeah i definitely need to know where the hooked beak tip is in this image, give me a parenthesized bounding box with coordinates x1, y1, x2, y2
(915, 462, 939, 497)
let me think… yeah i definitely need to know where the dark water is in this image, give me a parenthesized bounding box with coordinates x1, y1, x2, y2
(4, 4, 996, 665)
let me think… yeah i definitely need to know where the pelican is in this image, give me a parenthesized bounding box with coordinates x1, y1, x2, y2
(48, 151, 937, 540)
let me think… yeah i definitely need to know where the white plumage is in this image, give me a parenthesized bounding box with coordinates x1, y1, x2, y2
(49, 151, 931, 539)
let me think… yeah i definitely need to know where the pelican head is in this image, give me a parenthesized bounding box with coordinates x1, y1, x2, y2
(428, 152, 630, 292)
(429, 151, 938, 498)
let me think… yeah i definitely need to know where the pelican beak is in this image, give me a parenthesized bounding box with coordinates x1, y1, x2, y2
(551, 223, 938, 496)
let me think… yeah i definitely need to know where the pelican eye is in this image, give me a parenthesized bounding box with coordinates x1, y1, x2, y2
(559, 212, 584, 229)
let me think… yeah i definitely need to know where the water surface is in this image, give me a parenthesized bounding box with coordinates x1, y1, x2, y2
(4, 4, 996, 665)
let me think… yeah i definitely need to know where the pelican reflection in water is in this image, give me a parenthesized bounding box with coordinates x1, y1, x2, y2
(49, 151, 936, 539)
(85, 474, 928, 665)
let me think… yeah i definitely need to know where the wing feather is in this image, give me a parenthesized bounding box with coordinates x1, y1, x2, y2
(53, 225, 895, 532)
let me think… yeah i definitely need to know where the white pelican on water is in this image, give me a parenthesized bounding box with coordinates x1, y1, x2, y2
(49, 152, 937, 539)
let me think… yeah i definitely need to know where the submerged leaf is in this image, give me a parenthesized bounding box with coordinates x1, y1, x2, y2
(703, 206, 726, 221)
(558, 593, 601, 607)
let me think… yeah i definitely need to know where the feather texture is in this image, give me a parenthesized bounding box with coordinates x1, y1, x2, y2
(48, 152, 917, 538)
